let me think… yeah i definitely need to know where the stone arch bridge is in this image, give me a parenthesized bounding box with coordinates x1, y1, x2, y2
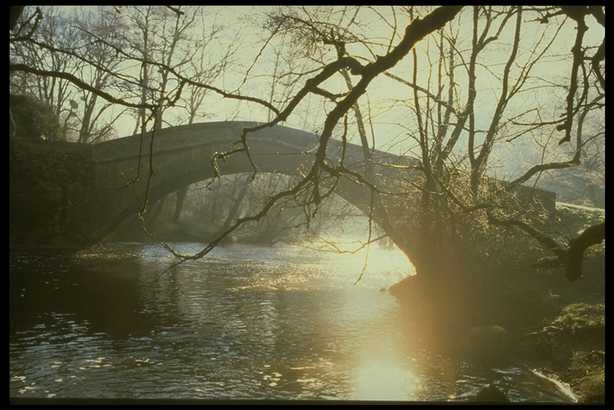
(10, 121, 555, 263)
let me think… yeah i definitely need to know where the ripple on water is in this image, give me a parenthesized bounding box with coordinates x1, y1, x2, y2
(10, 244, 576, 402)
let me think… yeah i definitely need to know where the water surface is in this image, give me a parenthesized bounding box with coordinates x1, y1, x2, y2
(10, 242, 575, 402)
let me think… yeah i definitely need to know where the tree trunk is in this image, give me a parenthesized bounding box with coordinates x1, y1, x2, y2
(566, 222, 605, 281)
(214, 176, 250, 238)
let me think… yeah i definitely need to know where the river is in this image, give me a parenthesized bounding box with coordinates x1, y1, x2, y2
(10, 242, 576, 402)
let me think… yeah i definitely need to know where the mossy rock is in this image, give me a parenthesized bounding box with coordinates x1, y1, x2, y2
(521, 303, 604, 366)
(549, 303, 605, 342)
(573, 368, 604, 404)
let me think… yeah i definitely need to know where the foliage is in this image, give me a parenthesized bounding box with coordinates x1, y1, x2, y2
(10, 94, 60, 140)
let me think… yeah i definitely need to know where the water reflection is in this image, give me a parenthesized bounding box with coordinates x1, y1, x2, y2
(10, 243, 575, 402)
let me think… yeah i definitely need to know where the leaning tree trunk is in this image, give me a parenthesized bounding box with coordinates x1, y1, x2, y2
(390, 207, 494, 343)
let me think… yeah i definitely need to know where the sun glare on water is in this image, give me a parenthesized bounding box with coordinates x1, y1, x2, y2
(351, 355, 421, 401)
(313, 238, 415, 288)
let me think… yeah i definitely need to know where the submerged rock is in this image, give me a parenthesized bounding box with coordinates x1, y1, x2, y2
(462, 325, 511, 367)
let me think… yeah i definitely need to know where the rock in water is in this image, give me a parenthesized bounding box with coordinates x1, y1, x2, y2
(474, 384, 509, 403)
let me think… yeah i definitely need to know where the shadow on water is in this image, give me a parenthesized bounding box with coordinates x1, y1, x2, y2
(10, 251, 154, 338)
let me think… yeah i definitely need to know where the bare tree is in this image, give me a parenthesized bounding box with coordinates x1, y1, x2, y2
(10, 5, 603, 286)
(10, 7, 84, 141)
(72, 7, 129, 143)
(254, 5, 604, 298)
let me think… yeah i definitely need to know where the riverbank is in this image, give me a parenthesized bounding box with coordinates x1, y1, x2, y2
(387, 202, 605, 402)
(520, 202, 605, 403)
(518, 303, 605, 403)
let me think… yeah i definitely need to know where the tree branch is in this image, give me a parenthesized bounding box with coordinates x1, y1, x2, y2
(10, 63, 156, 109)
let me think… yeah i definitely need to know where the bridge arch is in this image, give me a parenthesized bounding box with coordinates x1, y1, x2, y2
(88, 122, 415, 247)
(133, 171, 396, 245)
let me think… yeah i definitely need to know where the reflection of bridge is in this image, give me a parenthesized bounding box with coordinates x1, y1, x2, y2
(10, 121, 555, 265)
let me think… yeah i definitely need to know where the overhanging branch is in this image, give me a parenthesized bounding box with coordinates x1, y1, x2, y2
(10, 63, 155, 109)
